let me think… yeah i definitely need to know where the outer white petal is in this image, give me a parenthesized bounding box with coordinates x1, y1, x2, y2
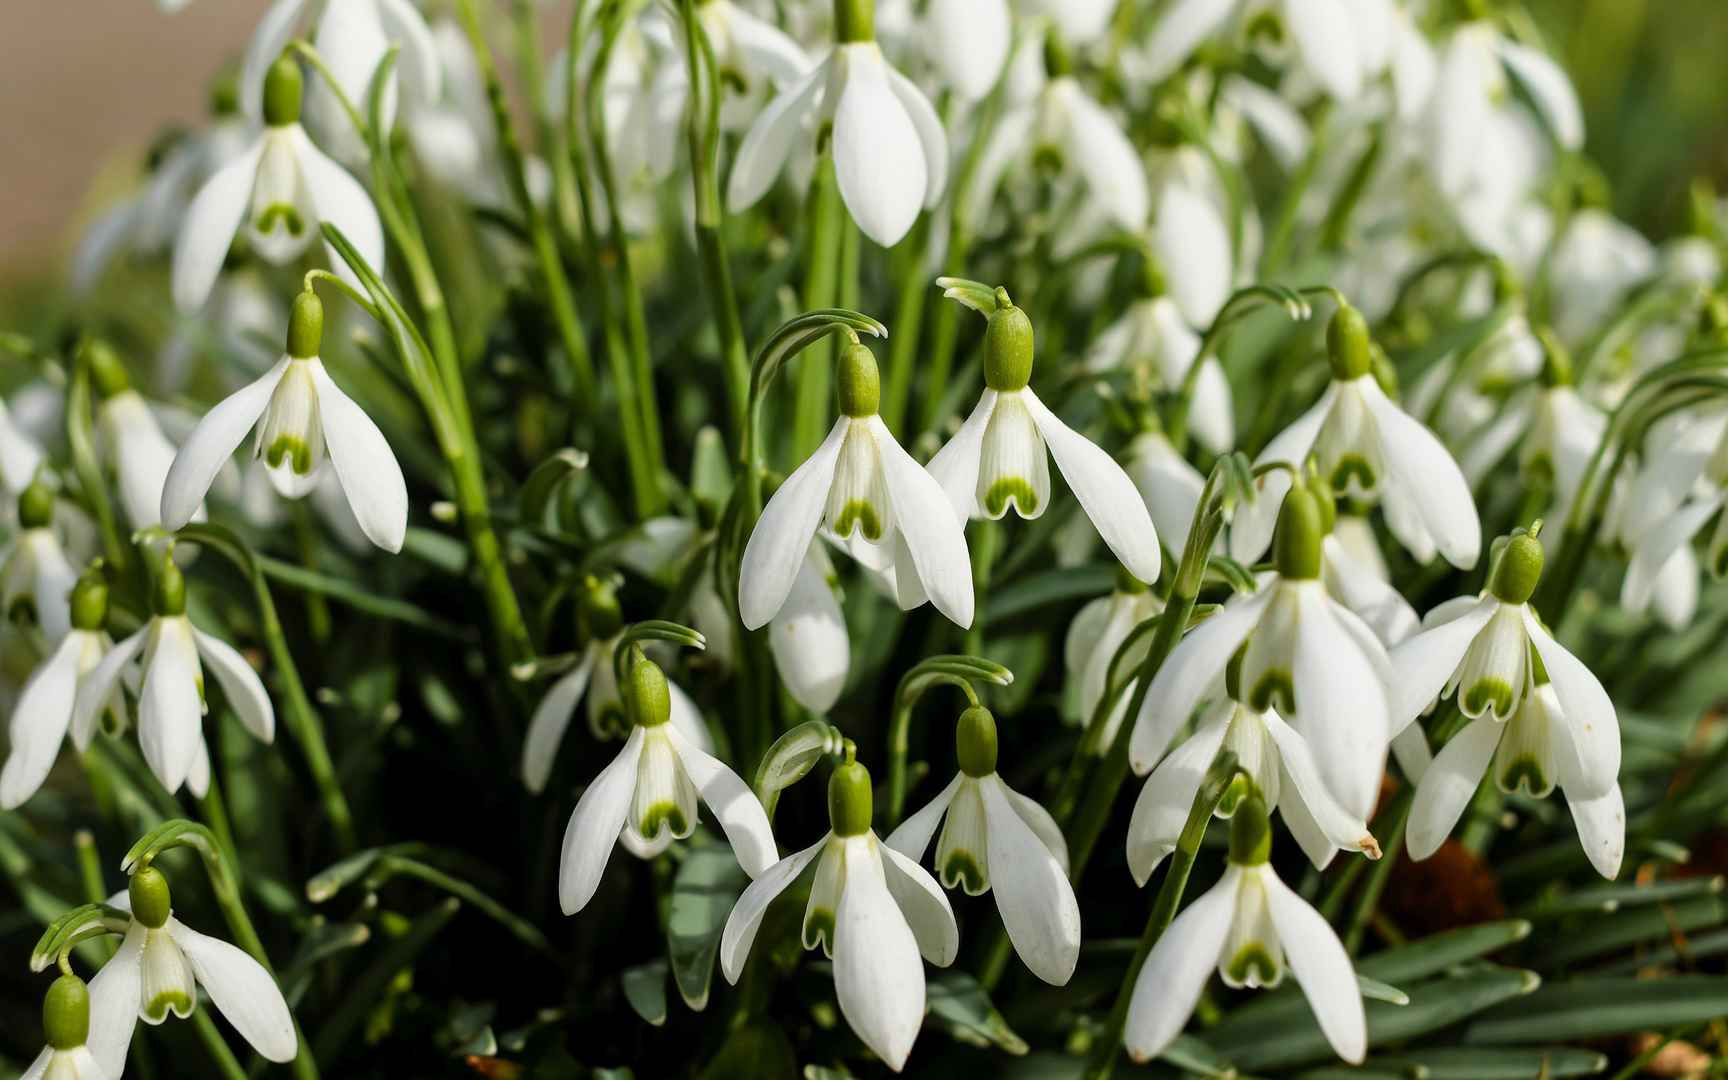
(139, 622, 203, 794)
(667, 678, 716, 755)
(869, 418, 975, 628)
(87, 923, 145, 1077)
(1390, 724, 1433, 785)
(1357, 379, 1481, 570)
(1123, 868, 1238, 1062)
(928, 0, 1010, 100)
(307, 363, 408, 552)
(1127, 711, 1228, 886)
(1496, 41, 1583, 151)
(1567, 782, 1624, 880)
(0, 400, 46, 492)
(1387, 597, 1497, 726)
(1022, 390, 1160, 582)
(1234, 384, 1339, 563)
(740, 419, 848, 629)
(1262, 710, 1378, 857)
(981, 776, 1079, 983)
(1129, 433, 1206, 556)
(720, 834, 829, 982)
(726, 61, 826, 212)
(768, 549, 849, 713)
(240, 0, 312, 123)
(1003, 785, 1069, 872)
(727, 4, 811, 86)
(168, 919, 297, 1061)
(884, 64, 948, 208)
(1285, 0, 1363, 101)
(1154, 182, 1232, 327)
(879, 841, 960, 966)
(1, 633, 83, 809)
(520, 647, 596, 793)
(558, 726, 646, 915)
(1521, 609, 1619, 798)
(1133, 590, 1273, 770)
(1222, 75, 1310, 170)
(832, 46, 927, 246)
(1139, 0, 1235, 84)
(192, 629, 275, 742)
(1060, 84, 1149, 230)
(832, 839, 925, 1071)
(172, 140, 266, 314)
(1406, 717, 1502, 859)
(666, 725, 777, 878)
(1622, 497, 1719, 614)
(1261, 867, 1367, 1063)
(885, 773, 962, 861)
(1326, 543, 1420, 647)
(161, 358, 289, 530)
(375, 0, 443, 105)
(925, 391, 997, 519)
(1292, 588, 1390, 821)
(187, 737, 212, 800)
(290, 129, 387, 290)
(72, 629, 146, 748)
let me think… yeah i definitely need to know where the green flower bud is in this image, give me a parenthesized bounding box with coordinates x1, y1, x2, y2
(827, 744, 873, 837)
(129, 866, 173, 929)
(623, 651, 672, 728)
(1273, 486, 1325, 580)
(69, 570, 109, 633)
(984, 300, 1035, 392)
(152, 555, 187, 617)
(43, 974, 90, 1051)
(1489, 531, 1544, 605)
(577, 576, 624, 642)
(263, 54, 303, 128)
(1227, 793, 1273, 865)
(82, 339, 131, 399)
(955, 706, 998, 778)
(1327, 304, 1372, 381)
(833, 0, 874, 43)
(836, 340, 881, 418)
(287, 290, 324, 359)
(17, 481, 54, 530)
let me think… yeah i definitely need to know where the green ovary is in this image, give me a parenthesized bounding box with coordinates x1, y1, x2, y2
(832, 501, 882, 541)
(983, 477, 1039, 518)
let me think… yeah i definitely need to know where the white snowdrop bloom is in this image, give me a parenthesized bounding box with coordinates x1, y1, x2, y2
(71, 559, 274, 796)
(240, 0, 440, 167)
(722, 750, 957, 1071)
(404, 20, 506, 206)
(0, 397, 47, 496)
(1548, 209, 1657, 344)
(887, 706, 1079, 984)
(83, 349, 200, 534)
(1126, 432, 1208, 558)
(1088, 294, 1235, 455)
(928, 300, 1162, 582)
(1232, 306, 1481, 571)
(1323, 529, 1418, 649)
(1621, 416, 1728, 616)
(726, 16, 946, 247)
(1409, 310, 1545, 452)
(86, 869, 296, 1075)
(172, 58, 385, 314)
(1125, 796, 1366, 1065)
(20, 975, 107, 1080)
(2, 484, 79, 642)
(639, 0, 812, 131)
(1140, 0, 1367, 103)
(1064, 574, 1162, 741)
(924, 0, 1011, 100)
(161, 292, 407, 554)
(1219, 75, 1311, 172)
(0, 573, 121, 809)
(1389, 532, 1621, 810)
(740, 341, 974, 629)
(558, 653, 777, 912)
(1148, 148, 1236, 328)
(1135, 486, 1394, 822)
(1465, 378, 1606, 525)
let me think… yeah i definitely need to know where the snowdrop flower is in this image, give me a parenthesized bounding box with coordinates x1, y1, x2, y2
(1389, 531, 1621, 815)
(727, 0, 947, 247)
(1064, 571, 1162, 741)
(1149, 147, 1236, 328)
(1125, 795, 1367, 1065)
(722, 747, 957, 1071)
(162, 291, 407, 554)
(1134, 485, 1394, 822)
(558, 652, 777, 913)
(740, 339, 974, 629)
(1140, 0, 1366, 103)
(643, 0, 811, 131)
(1087, 290, 1235, 454)
(520, 578, 718, 792)
(21, 974, 106, 1080)
(86, 867, 296, 1074)
(3, 483, 79, 641)
(886, 706, 1079, 984)
(71, 558, 273, 795)
(1548, 209, 1657, 345)
(1463, 347, 1606, 522)
(1307, 481, 1419, 648)
(1, 572, 119, 809)
(1621, 414, 1728, 616)
(78, 344, 198, 534)
(924, 0, 1011, 100)
(928, 297, 1163, 583)
(0, 397, 46, 495)
(1127, 431, 1209, 557)
(1232, 305, 1481, 571)
(173, 58, 385, 314)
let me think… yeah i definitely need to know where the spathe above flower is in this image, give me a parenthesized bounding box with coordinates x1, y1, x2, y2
(162, 290, 408, 554)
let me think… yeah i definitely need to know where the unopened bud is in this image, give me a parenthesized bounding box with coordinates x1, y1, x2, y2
(955, 706, 998, 778)
(1327, 304, 1372, 381)
(984, 300, 1035, 392)
(827, 742, 874, 837)
(837, 341, 881, 418)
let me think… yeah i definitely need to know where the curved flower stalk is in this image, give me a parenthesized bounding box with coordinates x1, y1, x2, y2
(726, 0, 947, 247)
(722, 746, 957, 1071)
(0, 570, 120, 809)
(886, 706, 1079, 984)
(1064, 571, 1162, 742)
(927, 290, 1162, 583)
(71, 556, 273, 796)
(162, 290, 407, 554)
(21, 974, 106, 1080)
(1140, 0, 1368, 103)
(558, 649, 777, 914)
(1089, 291, 1235, 455)
(1233, 304, 1482, 571)
(740, 338, 974, 629)
(173, 57, 385, 314)
(3, 482, 80, 642)
(1124, 795, 1367, 1065)
(86, 867, 296, 1073)
(0, 396, 47, 495)
(1134, 484, 1394, 822)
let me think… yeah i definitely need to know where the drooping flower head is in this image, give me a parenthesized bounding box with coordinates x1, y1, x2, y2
(20, 973, 106, 1080)
(83, 341, 200, 533)
(3, 481, 79, 642)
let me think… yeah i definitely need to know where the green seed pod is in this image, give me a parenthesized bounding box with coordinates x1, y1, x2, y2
(1273, 486, 1325, 580)
(623, 651, 672, 728)
(287, 290, 324, 360)
(262, 54, 303, 128)
(152, 555, 187, 617)
(836, 340, 881, 418)
(69, 570, 109, 633)
(82, 339, 131, 400)
(43, 974, 90, 1051)
(1489, 532, 1544, 605)
(17, 481, 54, 530)
(1228, 793, 1273, 865)
(578, 576, 624, 643)
(984, 302, 1035, 393)
(1327, 304, 1372, 381)
(955, 705, 999, 778)
(129, 866, 173, 929)
(833, 0, 875, 43)
(828, 746, 874, 837)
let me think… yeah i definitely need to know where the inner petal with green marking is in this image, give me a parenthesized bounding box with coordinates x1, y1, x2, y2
(255, 360, 327, 497)
(976, 392, 1049, 520)
(935, 781, 991, 896)
(825, 422, 890, 542)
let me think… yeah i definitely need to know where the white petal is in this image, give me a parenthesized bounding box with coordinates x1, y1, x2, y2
(558, 726, 646, 915)
(727, 4, 811, 85)
(1406, 716, 1501, 860)
(1388, 596, 1497, 727)
(1127, 708, 1229, 885)
(1326, 546, 1420, 647)
(1566, 782, 1624, 880)
(1521, 609, 1619, 799)
(1129, 433, 1207, 556)
(1123, 867, 1237, 1062)
(172, 140, 266, 313)
(521, 648, 596, 793)
(1154, 181, 1233, 328)
(740, 419, 848, 629)
(0, 400, 46, 492)
(1286, 0, 1364, 101)
(161, 358, 289, 530)
(925, 391, 997, 519)
(982, 776, 1080, 984)
(870, 418, 975, 628)
(187, 737, 212, 799)
(884, 63, 948, 208)
(1059, 83, 1149, 229)
(1022, 390, 1160, 582)
(375, 0, 443, 105)
(1496, 41, 1583, 150)
(72, 629, 146, 749)
(1622, 498, 1719, 614)
(1291, 590, 1390, 820)
(879, 840, 960, 966)
(239, 0, 311, 122)
(769, 548, 850, 713)
(87, 923, 145, 1077)
(168, 919, 297, 1061)
(726, 61, 826, 212)
(1005, 785, 1070, 872)
(307, 362, 408, 552)
(290, 128, 387, 292)
(1357, 379, 1481, 570)
(666, 678, 716, 755)
(928, 0, 1010, 100)
(720, 834, 829, 982)
(192, 629, 274, 743)
(1221, 76, 1310, 171)
(1390, 724, 1434, 785)
(1261, 867, 1367, 1063)
(666, 725, 777, 878)
(1262, 710, 1377, 857)
(1133, 589, 1272, 770)
(885, 773, 962, 861)
(139, 621, 203, 794)
(1234, 385, 1339, 564)
(832, 46, 927, 247)
(1139, 0, 1235, 84)
(832, 839, 925, 1071)
(1, 633, 83, 809)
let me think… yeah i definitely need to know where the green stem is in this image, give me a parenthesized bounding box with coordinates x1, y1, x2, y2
(197, 777, 243, 886)
(882, 216, 931, 432)
(797, 158, 845, 458)
(963, 520, 997, 656)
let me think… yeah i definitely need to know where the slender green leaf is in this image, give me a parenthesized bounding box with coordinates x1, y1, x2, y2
(1464, 976, 1728, 1043)
(927, 971, 1028, 1054)
(622, 960, 669, 1027)
(1369, 1046, 1607, 1079)
(667, 842, 749, 1011)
